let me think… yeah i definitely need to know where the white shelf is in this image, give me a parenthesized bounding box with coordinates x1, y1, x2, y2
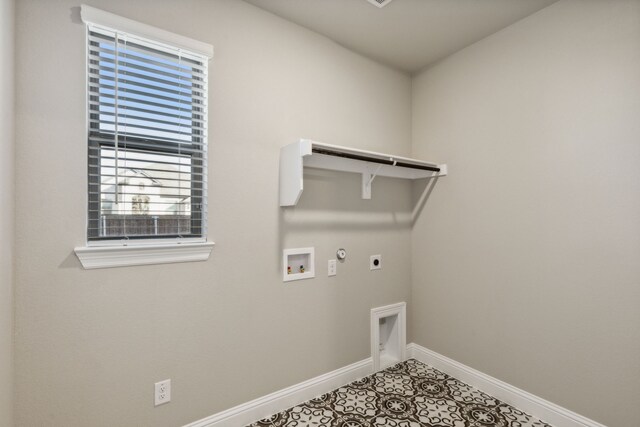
(279, 139, 447, 206)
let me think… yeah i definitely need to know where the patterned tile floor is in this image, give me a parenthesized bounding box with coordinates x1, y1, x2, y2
(247, 359, 553, 427)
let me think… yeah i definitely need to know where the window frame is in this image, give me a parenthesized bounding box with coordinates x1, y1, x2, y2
(84, 20, 210, 245)
(76, 5, 214, 268)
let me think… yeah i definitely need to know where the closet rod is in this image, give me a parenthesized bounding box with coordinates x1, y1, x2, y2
(311, 148, 441, 172)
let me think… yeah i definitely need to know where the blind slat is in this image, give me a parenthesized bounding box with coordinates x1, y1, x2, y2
(88, 113, 205, 131)
(88, 35, 206, 72)
(89, 119, 201, 138)
(88, 149, 205, 165)
(87, 74, 205, 99)
(88, 137, 205, 154)
(88, 92, 203, 117)
(88, 99, 206, 124)
(88, 73, 201, 100)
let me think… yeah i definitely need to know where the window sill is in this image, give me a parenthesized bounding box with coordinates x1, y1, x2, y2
(74, 241, 215, 269)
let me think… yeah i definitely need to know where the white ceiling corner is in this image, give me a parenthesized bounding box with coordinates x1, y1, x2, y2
(365, 0, 395, 9)
(243, 0, 558, 74)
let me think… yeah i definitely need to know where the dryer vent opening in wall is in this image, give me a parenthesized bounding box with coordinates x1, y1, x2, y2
(371, 302, 406, 371)
(366, 0, 395, 8)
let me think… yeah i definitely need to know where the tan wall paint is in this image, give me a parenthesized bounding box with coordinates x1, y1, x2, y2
(411, 1, 640, 426)
(13, 0, 412, 426)
(0, 0, 15, 425)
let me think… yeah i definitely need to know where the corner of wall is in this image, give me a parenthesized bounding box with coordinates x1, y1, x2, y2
(1, 0, 16, 424)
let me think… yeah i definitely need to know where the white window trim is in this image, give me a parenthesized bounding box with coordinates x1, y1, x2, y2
(76, 6, 215, 269)
(75, 242, 215, 269)
(80, 5, 214, 59)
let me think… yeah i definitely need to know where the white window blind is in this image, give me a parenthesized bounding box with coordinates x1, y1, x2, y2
(86, 24, 208, 242)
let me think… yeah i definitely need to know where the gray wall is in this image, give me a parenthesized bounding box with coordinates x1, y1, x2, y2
(0, 0, 15, 425)
(411, 1, 640, 426)
(13, 0, 412, 426)
(12, 0, 640, 426)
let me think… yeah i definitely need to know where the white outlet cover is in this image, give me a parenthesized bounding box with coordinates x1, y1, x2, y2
(328, 259, 337, 276)
(155, 379, 171, 406)
(370, 255, 382, 270)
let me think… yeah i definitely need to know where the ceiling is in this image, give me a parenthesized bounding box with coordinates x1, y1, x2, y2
(243, 0, 558, 74)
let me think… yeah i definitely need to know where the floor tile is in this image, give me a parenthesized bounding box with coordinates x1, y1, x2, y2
(246, 359, 553, 427)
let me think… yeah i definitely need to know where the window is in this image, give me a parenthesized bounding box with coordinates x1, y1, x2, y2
(86, 24, 208, 242)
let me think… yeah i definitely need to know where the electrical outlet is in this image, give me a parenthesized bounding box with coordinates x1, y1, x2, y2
(370, 254, 382, 270)
(154, 379, 171, 406)
(328, 259, 337, 276)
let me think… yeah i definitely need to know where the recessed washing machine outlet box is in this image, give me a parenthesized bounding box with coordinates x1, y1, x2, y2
(283, 247, 315, 282)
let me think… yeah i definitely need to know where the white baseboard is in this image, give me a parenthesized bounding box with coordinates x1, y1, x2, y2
(183, 358, 373, 427)
(185, 344, 606, 427)
(407, 343, 607, 427)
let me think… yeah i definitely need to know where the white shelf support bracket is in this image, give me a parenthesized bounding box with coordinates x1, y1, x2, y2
(362, 164, 383, 200)
(362, 172, 373, 199)
(280, 139, 313, 206)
